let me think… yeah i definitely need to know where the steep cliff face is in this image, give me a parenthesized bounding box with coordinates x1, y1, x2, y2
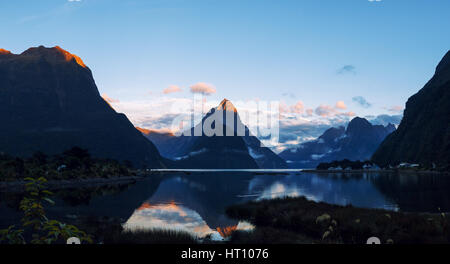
(0, 46, 165, 168)
(372, 51, 450, 169)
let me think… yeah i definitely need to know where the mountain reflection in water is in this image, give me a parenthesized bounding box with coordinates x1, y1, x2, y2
(1, 171, 450, 239)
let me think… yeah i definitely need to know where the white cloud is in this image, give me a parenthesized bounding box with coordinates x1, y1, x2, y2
(315, 104, 335, 117)
(305, 108, 314, 117)
(109, 95, 362, 152)
(368, 114, 403, 126)
(110, 97, 193, 132)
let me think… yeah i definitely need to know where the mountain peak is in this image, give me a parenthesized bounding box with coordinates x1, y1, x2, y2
(346, 117, 372, 134)
(0, 46, 164, 168)
(385, 123, 396, 133)
(216, 99, 238, 112)
(0, 48, 12, 55)
(54, 46, 87, 68)
(21, 45, 87, 68)
(348, 117, 371, 126)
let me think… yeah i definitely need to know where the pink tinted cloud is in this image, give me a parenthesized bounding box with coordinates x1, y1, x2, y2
(339, 111, 356, 117)
(335, 101, 347, 110)
(190, 82, 216, 95)
(290, 101, 304, 114)
(163, 85, 182, 94)
(387, 105, 404, 113)
(279, 101, 289, 114)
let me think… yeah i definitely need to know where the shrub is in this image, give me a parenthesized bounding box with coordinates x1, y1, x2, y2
(0, 177, 92, 244)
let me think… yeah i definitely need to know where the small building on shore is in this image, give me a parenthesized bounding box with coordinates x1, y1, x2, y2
(397, 162, 420, 169)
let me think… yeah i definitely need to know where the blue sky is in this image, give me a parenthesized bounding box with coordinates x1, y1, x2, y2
(1, 0, 449, 150)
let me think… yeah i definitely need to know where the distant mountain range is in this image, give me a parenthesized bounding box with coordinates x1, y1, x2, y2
(372, 50, 450, 169)
(0, 46, 165, 168)
(279, 117, 396, 168)
(139, 99, 287, 169)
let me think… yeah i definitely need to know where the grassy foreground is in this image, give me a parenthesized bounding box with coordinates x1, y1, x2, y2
(69, 216, 199, 244)
(104, 229, 199, 244)
(226, 197, 450, 244)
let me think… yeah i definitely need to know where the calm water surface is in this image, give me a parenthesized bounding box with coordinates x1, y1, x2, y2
(1, 171, 450, 239)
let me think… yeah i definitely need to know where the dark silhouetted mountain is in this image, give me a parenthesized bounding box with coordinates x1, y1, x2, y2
(0, 46, 165, 168)
(241, 133, 288, 169)
(135, 127, 184, 158)
(170, 99, 259, 169)
(139, 99, 287, 169)
(372, 51, 450, 169)
(279, 117, 395, 168)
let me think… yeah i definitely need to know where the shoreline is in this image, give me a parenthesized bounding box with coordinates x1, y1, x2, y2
(2, 168, 447, 192)
(0, 175, 146, 192)
(148, 168, 450, 175)
(302, 169, 394, 173)
(303, 169, 449, 175)
(226, 196, 450, 244)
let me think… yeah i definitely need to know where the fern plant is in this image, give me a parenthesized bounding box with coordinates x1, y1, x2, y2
(0, 177, 92, 244)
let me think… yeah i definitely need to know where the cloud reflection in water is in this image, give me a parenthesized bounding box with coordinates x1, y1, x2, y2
(124, 201, 254, 240)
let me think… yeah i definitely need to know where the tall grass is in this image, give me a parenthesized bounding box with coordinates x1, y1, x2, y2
(226, 196, 450, 244)
(104, 228, 199, 244)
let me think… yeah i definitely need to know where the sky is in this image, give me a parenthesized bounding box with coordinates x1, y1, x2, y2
(1, 0, 449, 151)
